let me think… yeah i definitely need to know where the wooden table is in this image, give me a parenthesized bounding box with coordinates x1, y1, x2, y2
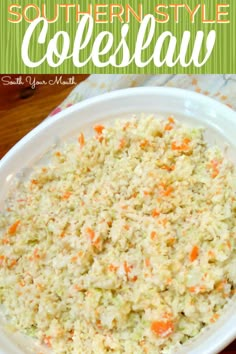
(0, 74, 89, 158)
(0, 75, 235, 353)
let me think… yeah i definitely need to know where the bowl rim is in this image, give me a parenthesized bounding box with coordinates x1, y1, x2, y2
(1, 86, 235, 167)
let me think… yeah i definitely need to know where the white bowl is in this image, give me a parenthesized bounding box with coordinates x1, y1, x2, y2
(0, 87, 236, 354)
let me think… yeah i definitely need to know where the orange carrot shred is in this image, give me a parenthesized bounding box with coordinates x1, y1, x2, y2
(140, 139, 149, 148)
(151, 321, 174, 338)
(183, 137, 191, 144)
(8, 220, 20, 235)
(108, 264, 118, 272)
(0, 255, 6, 266)
(119, 138, 126, 149)
(164, 123, 173, 131)
(60, 231, 66, 238)
(151, 231, 157, 240)
(9, 259, 17, 269)
(86, 227, 95, 241)
(43, 335, 52, 348)
(145, 258, 151, 267)
(171, 139, 190, 151)
(62, 191, 72, 200)
(168, 117, 175, 124)
(161, 186, 173, 197)
(78, 133, 85, 148)
(189, 245, 199, 262)
(94, 125, 104, 135)
(152, 209, 160, 217)
(161, 165, 175, 172)
(124, 261, 132, 275)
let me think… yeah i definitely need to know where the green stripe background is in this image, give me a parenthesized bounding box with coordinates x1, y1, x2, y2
(0, 0, 235, 73)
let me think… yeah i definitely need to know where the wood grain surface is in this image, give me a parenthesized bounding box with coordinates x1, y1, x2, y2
(0, 74, 89, 158)
(0, 75, 235, 353)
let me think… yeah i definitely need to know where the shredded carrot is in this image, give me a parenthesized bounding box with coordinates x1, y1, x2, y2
(123, 224, 130, 230)
(158, 218, 168, 227)
(19, 280, 25, 287)
(164, 123, 173, 131)
(183, 137, 191, 144)
(71, 255, 78, 263)
(0, 255, 6, 266)
(130, 192, 137, 198)
(94, 125, 104, 135)
(119, 138, 126, 149)
(131, 275, 138, 282)
(29, 248, 41, 261)
(86, 227, 95, 241)
(78, 133, 85, 148)
(151, 320, 174, 337)
(96, 320, 103, 329)
(211, 170, 219, 178)
(188, 286, 197, 293)
(208, 250, 215, 257)
(124, 261, 132, 275)
(9, 259, 17, 269)
(150, 231, 157, 240)
(207, 159, 220, 178)
(189, 245, 199, 262)
(140, 139, 149, 148)
(144, 190, 151, 196)
(42, 167, 47, 173)
(2, 238, 10, 245)
(226, 240, 231, 249)
(152, 209, 160, 217)
(55, 152, 61, 157)
(96, 135, 104, 143)
(210, 313, 219, 323)
(42, 335, 52, 348)
(161, 165, 175, 172)
(8, 220, 20, 235)
(161, 186, 173, 197)
(86, 227, 100, 248)
(171, 138, 191, 151)
(71, 252, 83, 263)
(108, 264, 118, 272)
(60, 231, 66, 238)
(168, 117, 175, 124)
(145, 258, 151, 267)
(74, 284, 82, 291)
(62, 191, 72, 200)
